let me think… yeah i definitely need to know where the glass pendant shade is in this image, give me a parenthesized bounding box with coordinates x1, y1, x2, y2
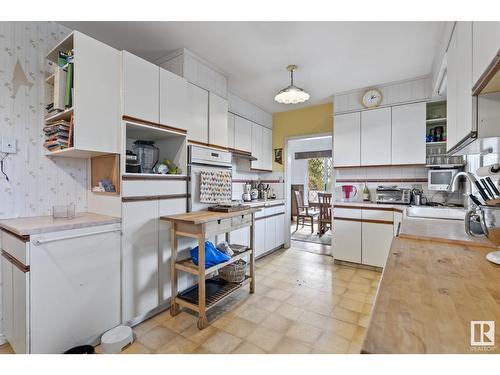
(274, 65, 310, 104)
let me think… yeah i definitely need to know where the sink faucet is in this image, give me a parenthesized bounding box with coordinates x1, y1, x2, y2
(449, 171, 477, 210)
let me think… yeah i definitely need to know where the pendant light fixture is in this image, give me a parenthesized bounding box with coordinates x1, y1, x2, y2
(274, 64, 310, 104)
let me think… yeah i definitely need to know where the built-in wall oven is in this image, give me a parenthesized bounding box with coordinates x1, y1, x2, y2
(428, 168, 459, 191)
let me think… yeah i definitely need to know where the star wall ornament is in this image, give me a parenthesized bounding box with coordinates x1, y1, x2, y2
(12, 59, 34, 98)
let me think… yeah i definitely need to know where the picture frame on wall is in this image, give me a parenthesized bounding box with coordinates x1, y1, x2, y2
(274, 148, 283, 164)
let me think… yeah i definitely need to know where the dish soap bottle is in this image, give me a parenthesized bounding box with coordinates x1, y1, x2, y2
(362, 184, 370, 201)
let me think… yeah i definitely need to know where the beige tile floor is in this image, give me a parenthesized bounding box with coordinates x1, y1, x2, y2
(0, 246, 380, 355)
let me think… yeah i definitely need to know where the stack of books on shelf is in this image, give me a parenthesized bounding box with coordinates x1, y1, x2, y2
(43, 116, 73, 152)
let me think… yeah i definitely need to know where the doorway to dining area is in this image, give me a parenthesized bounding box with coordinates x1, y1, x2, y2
(287, 136, 333, 255)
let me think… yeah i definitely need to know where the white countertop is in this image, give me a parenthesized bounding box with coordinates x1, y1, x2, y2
(0, 212, 121, 237)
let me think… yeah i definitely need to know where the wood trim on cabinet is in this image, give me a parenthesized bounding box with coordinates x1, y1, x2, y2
(233, 179, 282, 184)
(122, 174, 188, 181)
(255, 212, 285, 221)
(333, 217, 393, 225)
(335, 178, 428, 183)
(122, 115, 187, 134)
(250, 168, 273, 173)
(472, 50, 500, 95)
(334, 163, 426, 169)
(334, 205, 405, 213)
(187, 139, 229, 151)
(0, 228, 29, 242)
(1, 250, 30, 273)
(227, 148, 252, 156)
(122, 194, 188, 203)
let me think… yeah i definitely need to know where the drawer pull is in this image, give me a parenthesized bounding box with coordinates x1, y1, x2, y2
(33, 228, 121, 246)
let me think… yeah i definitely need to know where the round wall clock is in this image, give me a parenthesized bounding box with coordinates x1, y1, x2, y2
(361, 89, 383, 108)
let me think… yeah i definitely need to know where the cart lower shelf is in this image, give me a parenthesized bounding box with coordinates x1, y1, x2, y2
(175, 276, 251, 312)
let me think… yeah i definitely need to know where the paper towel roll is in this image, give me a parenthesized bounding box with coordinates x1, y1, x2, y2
(476, 163, 500, 177)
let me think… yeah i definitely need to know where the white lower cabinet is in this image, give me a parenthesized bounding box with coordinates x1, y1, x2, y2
(361, 222, 394, 268)
(333, 207, 396, 268)
(332, 219, 362, 264)
(121, 200, 160, 323)
(158, 198, 194, 304)
(254, 219, 266, 258)
(264, 215, 276, 252)
(1, 224, 121, 353)
(1, 256, 28, 354)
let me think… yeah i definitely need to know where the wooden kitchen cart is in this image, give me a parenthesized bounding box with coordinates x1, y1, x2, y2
(160, 208, 259, 329)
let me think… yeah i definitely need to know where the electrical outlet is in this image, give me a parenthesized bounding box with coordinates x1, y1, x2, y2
(1, 137, 16, 153)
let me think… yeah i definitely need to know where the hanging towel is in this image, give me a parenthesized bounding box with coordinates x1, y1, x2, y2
(199, 170, 232, 203)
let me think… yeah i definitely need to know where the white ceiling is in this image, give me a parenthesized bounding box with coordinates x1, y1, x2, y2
(61, 21, 445, 113)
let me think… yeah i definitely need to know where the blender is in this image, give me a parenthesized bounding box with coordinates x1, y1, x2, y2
(242, 183, 252, 202)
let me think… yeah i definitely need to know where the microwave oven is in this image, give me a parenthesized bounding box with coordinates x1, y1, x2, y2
(428, 169, 459, 191)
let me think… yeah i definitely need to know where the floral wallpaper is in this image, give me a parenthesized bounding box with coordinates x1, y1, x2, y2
(0, 22, 88, 220)
(0, 21, 88, 342)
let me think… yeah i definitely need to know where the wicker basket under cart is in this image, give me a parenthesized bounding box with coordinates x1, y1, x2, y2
(218, 259, 247, 283)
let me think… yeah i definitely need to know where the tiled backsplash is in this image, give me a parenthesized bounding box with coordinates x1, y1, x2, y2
(334, 165, 463, 205)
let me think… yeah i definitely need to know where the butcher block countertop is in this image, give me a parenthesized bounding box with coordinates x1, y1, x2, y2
(0, 212, 121, 237)
(362, 218, 500, 354)
(399, 216, 497, 249)
(161, 207, 260, 225)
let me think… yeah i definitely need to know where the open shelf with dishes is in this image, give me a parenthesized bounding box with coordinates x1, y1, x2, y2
(425, 101, 465, 168)
(123, 119, 187, 176)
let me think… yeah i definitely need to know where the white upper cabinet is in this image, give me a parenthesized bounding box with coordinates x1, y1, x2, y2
(391, 102, 426, 165)
(251, 122, 263, 169)
(234, 115, 252, 153)
(227, 113, 235, 149)
(208, 92, 229, 148)
(262, 127, 273, 171)
(361, 107, 391, 166)
(473, 22, 500, 86)
(122, 51, 159, 123)
(159, 67, 188, 130)
(447, 22, 475, 152)
(333, 112, 361, 167)
(186, 83, 209, 144)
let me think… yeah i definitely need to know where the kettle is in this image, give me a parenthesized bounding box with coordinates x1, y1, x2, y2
(250, 189, 259, 200)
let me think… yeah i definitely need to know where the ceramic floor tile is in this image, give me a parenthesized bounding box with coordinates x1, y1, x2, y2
(246, 326, 284, 352)
(137, 325, 179, 351)
(133, 317, 160, 337)
(352, 326, 367, 344)
(152, 309, 173, 324)
(285, 322, 322, 344)
(342, 289, 368, 303)
(339, 297, 365, 313)
(260, 313, 294, 333)
(0, 344, 14, 354)
(221, 316, 259, 339)
(180, 325, 219, 344)
(358, 314, 370, 328)
(324, 318, 358, 341)
(121, 341, 153, 354)
(156, 335, 199, 354)
(313, 331, 351, 353)
(201, 330, 242, 354)
(250, 296, 282, 312)
(162, 311, 198, 333)
(330, 306, 361, 325)
(273, 337, 312, 354)
(298, 310, 330, 329)
(275, 303, 304, 321)
(231, 341, 267, 354)
(236, 305, 271, 324)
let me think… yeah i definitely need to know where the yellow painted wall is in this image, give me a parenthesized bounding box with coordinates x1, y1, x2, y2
(272, 102, 333, 171)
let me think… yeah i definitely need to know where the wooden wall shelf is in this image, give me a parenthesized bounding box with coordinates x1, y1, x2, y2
(91, 154, 120, 195)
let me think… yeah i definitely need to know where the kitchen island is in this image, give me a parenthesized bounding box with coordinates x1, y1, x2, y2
(362, 216, 500, 354)
(161, 207, 260, 329)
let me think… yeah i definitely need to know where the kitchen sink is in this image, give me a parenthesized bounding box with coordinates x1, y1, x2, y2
(406, 206, 466, 221)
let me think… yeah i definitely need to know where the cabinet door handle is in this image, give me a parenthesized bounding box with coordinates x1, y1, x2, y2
(33, 228, 121, 246)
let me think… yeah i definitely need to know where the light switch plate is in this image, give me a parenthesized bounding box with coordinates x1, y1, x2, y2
(1, 136, 17, 153)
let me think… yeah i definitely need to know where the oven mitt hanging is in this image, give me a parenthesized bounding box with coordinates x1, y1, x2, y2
(190, 241, 231, 268)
